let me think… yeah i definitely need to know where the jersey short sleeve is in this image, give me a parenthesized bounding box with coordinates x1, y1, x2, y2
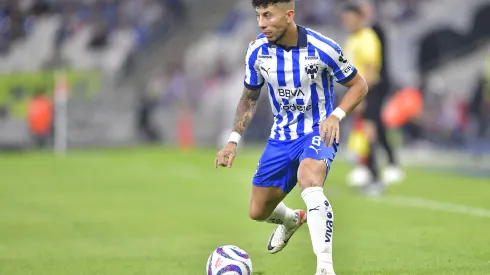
(244, 41, 265, 90)
(327, 43, 357, 84)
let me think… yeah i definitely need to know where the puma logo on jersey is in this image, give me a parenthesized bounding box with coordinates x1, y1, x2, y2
(261, 66, 271, 76)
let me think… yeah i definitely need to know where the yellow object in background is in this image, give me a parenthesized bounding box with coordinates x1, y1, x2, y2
(347, 129, 370, 159)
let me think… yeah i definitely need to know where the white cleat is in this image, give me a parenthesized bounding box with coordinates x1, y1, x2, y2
(267, 209, 307, 254)
(347, 165, 372, 187)
(315, 268, 336, 275)
(382, 165, 405, 185)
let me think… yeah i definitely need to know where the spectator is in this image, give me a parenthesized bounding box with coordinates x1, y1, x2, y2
(27, 89, 53, 149)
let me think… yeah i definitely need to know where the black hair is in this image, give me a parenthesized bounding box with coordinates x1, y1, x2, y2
(251, 0, 293, 9)
(343, 3, 363, 15)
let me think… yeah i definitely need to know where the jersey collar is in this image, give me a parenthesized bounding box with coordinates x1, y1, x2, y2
(297, 25, 308, 48)
(268, 25, 308, 51)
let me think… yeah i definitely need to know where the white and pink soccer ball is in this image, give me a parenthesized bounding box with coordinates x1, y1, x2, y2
(206, 245, 252, 275)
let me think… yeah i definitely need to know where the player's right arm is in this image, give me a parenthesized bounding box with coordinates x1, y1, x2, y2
(231, 87, 261, 136)
(215, 40, 264, 169)
(215, 86, 262, 169)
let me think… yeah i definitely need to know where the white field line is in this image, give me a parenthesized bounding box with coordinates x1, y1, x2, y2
(372, 195, 490, 218)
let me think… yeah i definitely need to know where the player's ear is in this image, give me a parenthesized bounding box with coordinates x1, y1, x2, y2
(286, 9, 295, 23)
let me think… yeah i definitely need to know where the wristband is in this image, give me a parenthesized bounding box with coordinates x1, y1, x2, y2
(228, 132, 242, 145)
(331, 108, 346, 121)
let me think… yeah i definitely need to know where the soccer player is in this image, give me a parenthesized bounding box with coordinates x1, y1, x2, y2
(341, 3, 398, 194)
(359, 0, 404, 184)
(214, 0, 369, 274)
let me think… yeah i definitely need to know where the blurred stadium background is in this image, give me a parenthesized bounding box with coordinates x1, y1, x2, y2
(1, 0, 490, 274)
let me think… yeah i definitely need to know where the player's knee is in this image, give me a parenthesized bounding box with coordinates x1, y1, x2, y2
(297, 158, 327, 191)
(298, 176, 324, 191)
(248, 205, 270, 221)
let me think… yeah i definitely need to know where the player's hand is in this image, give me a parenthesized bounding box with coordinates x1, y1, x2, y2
(215, 142, 237, 168)
(320, 115, 340, 147)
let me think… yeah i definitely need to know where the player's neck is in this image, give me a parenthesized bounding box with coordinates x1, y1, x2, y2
(276, 22, 298, 49)
(352, 25, 365, 34)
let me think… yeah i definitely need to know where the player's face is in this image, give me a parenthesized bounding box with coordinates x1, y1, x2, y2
(341, 11, 363, 33)
(255, 5, 290, 43)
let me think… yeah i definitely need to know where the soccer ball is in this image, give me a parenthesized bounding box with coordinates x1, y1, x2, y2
(206, 245, 252, 275)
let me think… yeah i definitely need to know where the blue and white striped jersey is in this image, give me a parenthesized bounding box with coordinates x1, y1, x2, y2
(244, 25, 357, 141)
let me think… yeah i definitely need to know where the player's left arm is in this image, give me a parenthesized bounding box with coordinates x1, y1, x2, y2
(337, 73, 369, 115)
(320, 43, 369, 147)
(329, 43, 369, 114)
(321, 73, 368, 147)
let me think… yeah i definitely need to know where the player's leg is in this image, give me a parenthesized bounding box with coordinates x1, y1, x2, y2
(375, 113, 396, 165)
(375, 82, 397, 165)
(248, 185, 288, 223)
(361, 117, 385, 195)
(375, 115, 405, 184)
(251, 139, 307, 253)
(364, 118, 379, 179)
(250, 185, 306, 253)
(298, 133, 338, 275)
(346, 103, 372, 187)
(375, 84, 404, 184)
(358, 89, 385, 195)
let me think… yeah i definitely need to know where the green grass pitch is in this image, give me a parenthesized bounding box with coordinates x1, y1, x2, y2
(0, 147, 489, 275)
